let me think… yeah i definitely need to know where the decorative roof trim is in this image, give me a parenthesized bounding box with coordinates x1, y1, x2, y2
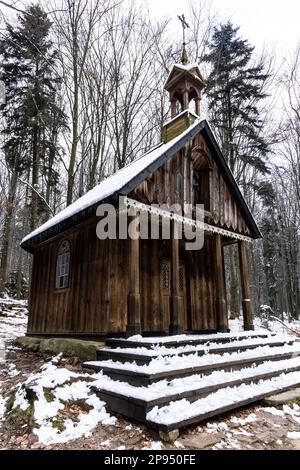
(124, 197, 253, 243)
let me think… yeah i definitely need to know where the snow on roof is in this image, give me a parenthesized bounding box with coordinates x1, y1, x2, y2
(164, 62, 203, 87)
(173, 63, 200, 71)
(22, 118, 203, 245)
(163, 109, 199, 127)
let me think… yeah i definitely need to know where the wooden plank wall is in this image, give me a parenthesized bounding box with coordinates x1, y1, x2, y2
(190, 237, 217, 331)
(132, 132, 250, 236)
(28, 225, 217, 334)
(28, 221, 130, 335)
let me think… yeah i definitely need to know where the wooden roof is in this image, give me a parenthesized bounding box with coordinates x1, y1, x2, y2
(21, 119, 261, 253)
(164, 63, 206, 91)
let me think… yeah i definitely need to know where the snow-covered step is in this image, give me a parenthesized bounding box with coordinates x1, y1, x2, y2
(97, 336, 294, 365)
(106, 331, 276, 350)
(92, 356, 300, 422)
(146, 370, 300, 431)
(84, 342, 300, 386)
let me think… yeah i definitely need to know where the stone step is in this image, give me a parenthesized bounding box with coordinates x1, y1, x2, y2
(146, 372, 300, 432)
(84, 347, 300, 386)
(97, 338, 294, 365)
(262, 387, 300, 406)
(105, 331, 276, 350)
(93, 360, 300, 423)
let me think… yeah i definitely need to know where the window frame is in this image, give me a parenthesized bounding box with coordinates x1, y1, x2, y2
(193, 168, 211, 212)
(55, 240, 71, 291)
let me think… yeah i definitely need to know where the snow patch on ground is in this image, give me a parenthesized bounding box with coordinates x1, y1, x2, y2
(206, 421, 228, 432)
(230, 314, 300, 336)
(261, 407, 284, 416)
(287, 431, 300, 439)
(0, 394, 8, 422)
(0, 297, 28, 350)
(261, 403, 300, 427)
(7, 355, 116, 445)
(230, 413, 257, 425)
(142, 441, 163, 450)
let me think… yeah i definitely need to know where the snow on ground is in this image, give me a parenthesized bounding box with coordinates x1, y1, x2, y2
(208, 404, 300, 450)
(9, 354, 116, 445)
(0, 300, 118, 446)
(230, 413, 257, 426)
(0, 297, 26, 421)
(230, 314, 300, 336)
(260, 403, 300, 423)
(1, 297, 300, 448)
(0, 297, 27, 347)
(142, 441, 163, 450)
(287, 432, 300, 439)
(0, 395, 8, 422)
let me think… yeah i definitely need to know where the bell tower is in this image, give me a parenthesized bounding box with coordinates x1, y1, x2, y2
(164, 63, 206, 118)
(162, 15, 206, 143)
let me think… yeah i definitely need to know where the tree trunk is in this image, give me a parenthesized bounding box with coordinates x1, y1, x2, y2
(0, 172, 18, 293)
(67, 89, 78, 205)
(67, 30, 79, 206)
(31, 123, 40, 232)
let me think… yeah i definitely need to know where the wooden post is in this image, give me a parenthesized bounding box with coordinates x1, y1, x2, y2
(238, 240, 254, 331)
(169, 221, 182, 335)
(171, 99, 177, 118)
(195, 97, 200, 116)
(126, 216, 141, 337)
(183, 90, 189, 110)
(215, 234, 228, 332)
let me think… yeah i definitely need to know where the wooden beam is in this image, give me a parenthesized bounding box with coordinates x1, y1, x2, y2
(195, 97, 200, 116)
(169, 222, 183, 335)
(238, 241, 254, 331)
(183, 90, 189, 110)
(215, 234, 228, 332)
(171, 99, 177, 118)
(126, 216, 141, 337)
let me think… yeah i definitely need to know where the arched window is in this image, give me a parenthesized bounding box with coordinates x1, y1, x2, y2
(55, 240, 70, 289)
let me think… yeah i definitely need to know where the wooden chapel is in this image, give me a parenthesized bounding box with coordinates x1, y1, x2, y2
(21, 53, 261, 338)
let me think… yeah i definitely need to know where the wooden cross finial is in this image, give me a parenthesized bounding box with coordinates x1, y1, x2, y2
(177, 14, 190, 65)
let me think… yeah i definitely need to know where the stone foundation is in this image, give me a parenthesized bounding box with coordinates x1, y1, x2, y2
(16, 336, 105, 361)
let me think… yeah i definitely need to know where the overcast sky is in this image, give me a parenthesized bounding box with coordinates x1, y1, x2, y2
(147, 0, 300, 59)
(1, 0, 299, 57)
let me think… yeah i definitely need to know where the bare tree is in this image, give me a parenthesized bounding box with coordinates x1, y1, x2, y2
(50, 0, 117, 204)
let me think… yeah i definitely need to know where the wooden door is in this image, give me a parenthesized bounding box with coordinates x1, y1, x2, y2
(160, 259, 171, 331)
(160, 259, 188, 332)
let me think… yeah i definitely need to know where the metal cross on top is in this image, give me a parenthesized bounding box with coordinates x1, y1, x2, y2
(177, 14, 190, 65)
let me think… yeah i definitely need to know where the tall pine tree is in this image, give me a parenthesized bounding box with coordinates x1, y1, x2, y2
(0, 4, 66, 293)
(203, 22, 271, 318)
(0, 4, 66, 230)
(203, 22, 270, 181)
